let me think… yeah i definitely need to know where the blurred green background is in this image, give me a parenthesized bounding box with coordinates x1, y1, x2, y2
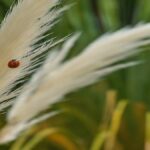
(0, 0, 150, 150)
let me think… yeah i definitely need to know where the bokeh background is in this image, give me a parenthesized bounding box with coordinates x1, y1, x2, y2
(0, 0, 150, 150)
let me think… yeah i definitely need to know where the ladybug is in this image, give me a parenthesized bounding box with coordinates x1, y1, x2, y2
(8, 59, 20, 68)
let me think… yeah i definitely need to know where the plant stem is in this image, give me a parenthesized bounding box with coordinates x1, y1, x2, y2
(90, 0, 105, 33)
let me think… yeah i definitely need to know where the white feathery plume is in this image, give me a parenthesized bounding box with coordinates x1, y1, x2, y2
(0, 111, 59, 144)
(0, 0, 61, 107)
(0, 24, 150, 143)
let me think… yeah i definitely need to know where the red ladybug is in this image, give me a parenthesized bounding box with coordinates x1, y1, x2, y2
(8, 59, 20, 68)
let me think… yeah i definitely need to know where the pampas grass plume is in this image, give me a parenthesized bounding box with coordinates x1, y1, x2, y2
(0, 0, 150, 144)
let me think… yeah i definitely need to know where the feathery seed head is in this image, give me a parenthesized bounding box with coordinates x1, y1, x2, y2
(0, 23, 150, 143)
(0, 0, 150, 144)
(0, 0, 61, 107)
